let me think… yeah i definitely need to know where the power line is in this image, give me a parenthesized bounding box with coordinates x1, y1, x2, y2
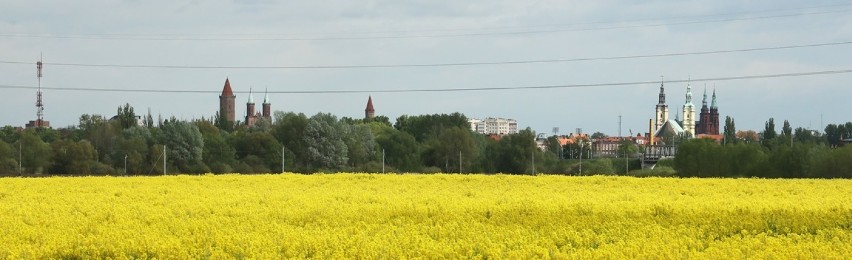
(1, 40, 849, 70)
(1, 69, 850, 94)
(1, 9, 849, 41)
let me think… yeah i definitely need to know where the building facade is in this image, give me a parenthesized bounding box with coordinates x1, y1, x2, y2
(696, 89, 720, 135)
(468, 117, 518, 135)
(682, 83, 696, 137)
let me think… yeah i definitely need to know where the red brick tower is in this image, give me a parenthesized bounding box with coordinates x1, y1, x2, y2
(219, 78, 236, 124)
(365, 96, 375, 120)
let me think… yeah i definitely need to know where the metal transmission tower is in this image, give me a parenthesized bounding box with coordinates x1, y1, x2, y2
(36, 55, 45, 127)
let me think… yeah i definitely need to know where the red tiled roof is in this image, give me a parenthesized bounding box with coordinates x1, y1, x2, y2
(221, 78, 234, 97)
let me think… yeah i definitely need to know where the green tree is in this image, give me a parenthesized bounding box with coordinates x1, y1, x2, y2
(375, 128, 421, 172)
(195, 121, 237, 174)
(394, 113, 469, 142)
(591, 132, 607, 139)
(50, 140, 107, 175)
(763, 118, 777, 141)
(782, 120, 792, 137)
(116, 103, 137, 129)
(0, 141, 19, 175)
(231, 130, 283, 173)
(303, 113, 349, 171)
(159, 120, 205, 173)
(421, 127, 478, 173)
(723, 116, 736, 145)
(272, 111, 310, 171)
(345, 124, 377, 170)
(112, 126, 154, 175)
(484, 128, 537, 174)
(17, 130, 53, 174)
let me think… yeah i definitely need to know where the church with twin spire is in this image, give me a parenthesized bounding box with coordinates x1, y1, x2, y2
(653, 77, 721, 142)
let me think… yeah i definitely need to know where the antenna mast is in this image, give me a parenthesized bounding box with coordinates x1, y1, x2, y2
(36, 54, 44, 127)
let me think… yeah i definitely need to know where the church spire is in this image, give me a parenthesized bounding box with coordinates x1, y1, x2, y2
(248, 87, 254, 104)
(657, 76, 666, 106)
(702, 85, 708, 107)
(684, 80, 693, 106)
(711, 87, 718, 109)
(263, 88, 269, 104)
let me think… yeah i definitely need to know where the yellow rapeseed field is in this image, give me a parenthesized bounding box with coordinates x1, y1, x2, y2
(0, 174, 850, 258)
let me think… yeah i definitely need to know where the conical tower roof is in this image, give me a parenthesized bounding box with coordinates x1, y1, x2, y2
(365, 96, 375, 112)
(221, 78, 234, 97)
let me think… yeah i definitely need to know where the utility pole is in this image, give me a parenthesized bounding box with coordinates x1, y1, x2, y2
(531, 151, 535, 175)
(458, 150, 462, 174)
(282, 146, 285, 174)
(124, 154, 128, 175)
(163, 145, 166, 175)
(579, 141, 584, 175)
(18, 142, 22, 175)
(382, 149, 385, 174)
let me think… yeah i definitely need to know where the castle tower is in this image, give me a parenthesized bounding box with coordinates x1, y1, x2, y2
(654, 77, 669, 130)
(365, 96, 375, 120)
(245, 88, 257, 126)
(262, 88, 271, 120)
(219, 78, 236, 124)
(682, 83, 695, 137)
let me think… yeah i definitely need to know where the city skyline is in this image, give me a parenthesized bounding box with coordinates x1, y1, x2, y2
(1, 1, 850, 135)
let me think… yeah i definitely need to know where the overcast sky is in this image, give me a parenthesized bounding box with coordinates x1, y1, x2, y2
(2, 0, 850, 136)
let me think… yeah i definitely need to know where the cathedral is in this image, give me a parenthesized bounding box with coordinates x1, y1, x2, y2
(219, 78, 271, 127)
(652, 79, 720, 142)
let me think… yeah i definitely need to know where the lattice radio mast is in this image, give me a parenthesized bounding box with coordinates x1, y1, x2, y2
(36, 54, 44, 127)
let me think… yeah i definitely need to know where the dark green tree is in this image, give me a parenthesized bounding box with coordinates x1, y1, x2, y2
(763, 118, 777, 141)
(116, 103, 137, 129)
(723, 116, 736, 145)
(303, 113, 349, 171)
(159, 120, 205, 173)
(375, 128, 422, 172)
(17, 130, 53, 174)
(782, 120, 792, 137)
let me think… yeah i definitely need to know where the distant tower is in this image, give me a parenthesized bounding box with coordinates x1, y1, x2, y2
(219, 78, 236, 124)
(697, 86, 711, 135)
(26, 54, 50, 128)
(654, 76, 669, 130)
(245, 88, 258, 126)
(682, 82, 695, 137)
(709, 88, 720, 135)
(365, 96, 375, 120)
(262, 88, 271, 120)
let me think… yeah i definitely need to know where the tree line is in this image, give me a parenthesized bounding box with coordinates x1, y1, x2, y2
(671, 119, 852, 178)
(0, 104, 557, 175)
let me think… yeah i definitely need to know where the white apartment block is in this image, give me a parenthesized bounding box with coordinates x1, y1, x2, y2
(468, 117, 518, 135)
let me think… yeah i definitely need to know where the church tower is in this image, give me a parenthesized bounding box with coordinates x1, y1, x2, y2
(654, 78, 669, 130)
(709, 89, 720, 135)
(245, 88, 258, 126)
(365, 96, 375, 120)
(262, 88, 271, 120)
(682, 83, 695, 137)
(697, 87, 711, 134)
(219, 78, 236, 124)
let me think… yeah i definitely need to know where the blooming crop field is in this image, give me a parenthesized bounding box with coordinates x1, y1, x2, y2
(0, 174, 850, 258)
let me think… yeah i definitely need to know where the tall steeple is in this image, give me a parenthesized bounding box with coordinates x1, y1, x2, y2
(245, 87, 257, 126)
(654, 76, 669, 131)
(219, 78, 236, 125)
(682, 81, 695, 137)
(262, 88, 271, 119)
(365, 96, 375, 120)
(711, 88, 718, 109)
